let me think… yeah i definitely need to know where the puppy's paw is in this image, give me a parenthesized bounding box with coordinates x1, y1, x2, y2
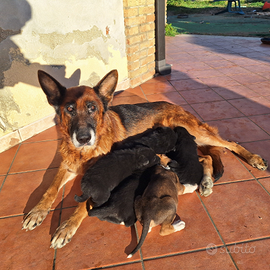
(249, 154, 268, 171)
(50, 220, 78, 249)
(172, 220, 185, 232)
(199, 175, 213, 197)
(22, 206, 50, 231)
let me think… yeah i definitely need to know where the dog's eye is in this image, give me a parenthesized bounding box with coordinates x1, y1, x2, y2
(66, 104, 75, 114)
(87, 103, 96, 113)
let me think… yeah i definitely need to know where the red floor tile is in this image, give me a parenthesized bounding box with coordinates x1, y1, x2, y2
(165, 70, 192, 81)
(228, 97, 270, 116)
(258, 72, 270, 80)
(207, 60, 236, 69)
(0, 212, 58, 270)
(209, 117, 270, 143)
(0, 175, 5, 187)
(218, 66, 251, 76)
(144, 249, 236, 270)
(180, 88, 223, 104)
(55, 208, 140, 270)
(187, 69, 224, 79)
(202, 181, 270, 244)
(0, 145, 19, 175)
(170, 78, 207, 91)
(232, 73, 267, 85)
(146, 91, 187, 105)
(9, 140, 61, 173)
(191, 101, 244, 121)
(230, 239, 270, 270)
(177, 62, 212, 72)
(247, 81, 270, 97)
(195, 54, 225, 62)
(258, 177, 270, 194)
(198, 76, 240, 88)
(140, 81, 175, 95)
(139, 193, 222, 259)
(213, 85, 260, 100)
(0, 169, 62, 217)
(249, 114, 270, 134)
(243, 64, 270, 74)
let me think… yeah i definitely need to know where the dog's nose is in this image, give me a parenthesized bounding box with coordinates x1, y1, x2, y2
(77, 132, 91, 145)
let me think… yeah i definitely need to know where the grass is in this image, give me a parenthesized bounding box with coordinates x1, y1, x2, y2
(165, 23, 179, 36)
(166, 0, 270, 37)
(167, 0, 265, 14)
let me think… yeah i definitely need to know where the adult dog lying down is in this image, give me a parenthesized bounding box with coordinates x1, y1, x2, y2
(22, 69, 268, 249)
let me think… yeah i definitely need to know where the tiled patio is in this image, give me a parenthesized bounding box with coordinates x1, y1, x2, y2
(1, 34, 270, 270)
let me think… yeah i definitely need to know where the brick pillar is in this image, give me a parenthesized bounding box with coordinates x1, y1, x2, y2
(123, 0, 156, 88)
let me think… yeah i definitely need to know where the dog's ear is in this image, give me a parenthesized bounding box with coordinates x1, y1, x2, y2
(94, 70, 118, 105)
(38, 70, 66, 111)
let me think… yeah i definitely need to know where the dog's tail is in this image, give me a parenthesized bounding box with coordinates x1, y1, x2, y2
(127, 218, 151, 258)
(74, 193, 89, 203)
(198, 146, 224, 182)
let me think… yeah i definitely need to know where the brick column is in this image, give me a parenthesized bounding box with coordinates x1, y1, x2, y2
(123, 0, 156, 88)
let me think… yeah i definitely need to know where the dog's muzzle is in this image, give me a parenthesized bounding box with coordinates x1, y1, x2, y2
(72, 129, 96, 148)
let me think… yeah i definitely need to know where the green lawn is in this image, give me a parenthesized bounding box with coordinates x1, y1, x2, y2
(166, 0, 270, 37)
(167, 0, 264, 14)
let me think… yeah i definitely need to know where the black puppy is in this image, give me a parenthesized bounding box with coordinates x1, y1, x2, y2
(167, 126, 203, 186)
(88, 169, 152, 227)
(75, 127, 177, 206)
(74, 147, 159, 206)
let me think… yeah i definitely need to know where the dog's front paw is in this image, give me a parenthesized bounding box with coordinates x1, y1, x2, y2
(22, 206, 50, 231)
(50, 220, 77, 249)
(199, 175, 213, 197)
(249, 155, 268, 171)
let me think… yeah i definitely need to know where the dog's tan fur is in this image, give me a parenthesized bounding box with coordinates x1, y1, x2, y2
(22, 70, 267, 249)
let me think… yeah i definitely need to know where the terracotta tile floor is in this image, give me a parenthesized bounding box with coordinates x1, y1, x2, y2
(1, 35, 270, 270)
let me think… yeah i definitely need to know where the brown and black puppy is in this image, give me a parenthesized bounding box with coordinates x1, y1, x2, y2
(127, 165, 197, 258)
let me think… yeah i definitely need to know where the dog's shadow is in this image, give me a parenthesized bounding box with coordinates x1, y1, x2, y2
(125, 225, 138, 255)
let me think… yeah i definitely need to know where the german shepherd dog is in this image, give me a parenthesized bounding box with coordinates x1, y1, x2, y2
(22, 69, 268, 249)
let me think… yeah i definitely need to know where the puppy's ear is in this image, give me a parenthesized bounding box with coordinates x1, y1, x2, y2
(94, 70, 118, 106)
(38, 70, 66, 113)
